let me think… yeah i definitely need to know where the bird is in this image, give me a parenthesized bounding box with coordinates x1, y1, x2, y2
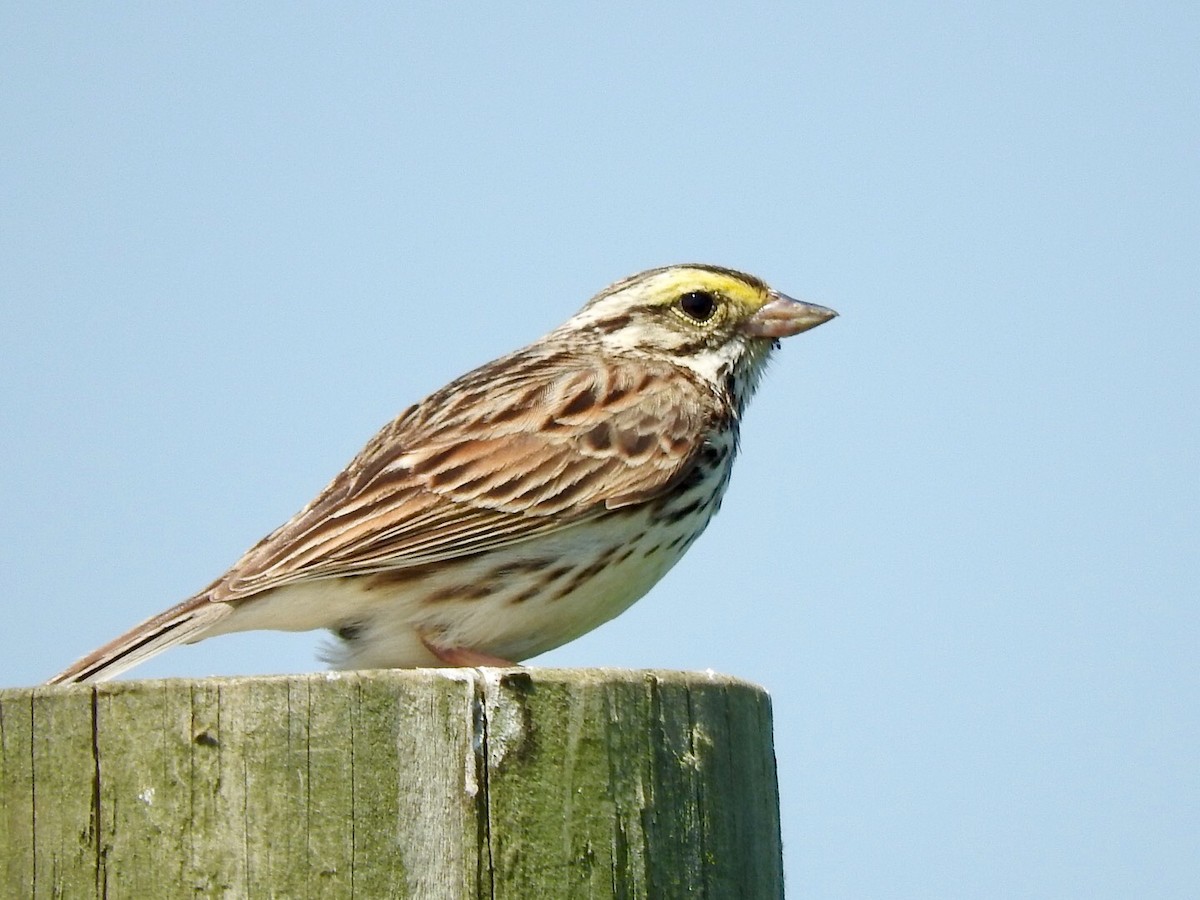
(48, 264, 836, 684)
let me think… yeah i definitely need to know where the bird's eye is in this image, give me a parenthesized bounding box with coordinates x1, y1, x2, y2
(678, 290, 717, 322)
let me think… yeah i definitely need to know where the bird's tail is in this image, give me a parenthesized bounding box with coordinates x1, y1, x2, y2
(46, 596, 232, 684)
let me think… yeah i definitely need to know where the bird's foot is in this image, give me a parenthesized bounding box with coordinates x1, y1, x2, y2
(420, 634, 517, 668)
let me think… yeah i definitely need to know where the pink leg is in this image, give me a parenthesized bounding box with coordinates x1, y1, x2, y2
(420, 634, 517, 668)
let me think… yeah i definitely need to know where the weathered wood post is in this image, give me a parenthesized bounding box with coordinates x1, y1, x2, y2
(1, 669, 782, 898)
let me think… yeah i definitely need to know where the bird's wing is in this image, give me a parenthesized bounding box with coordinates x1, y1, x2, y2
(205, 350, 728, 602)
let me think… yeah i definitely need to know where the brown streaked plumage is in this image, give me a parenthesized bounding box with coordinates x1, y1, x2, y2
(49, 264, 836, 683)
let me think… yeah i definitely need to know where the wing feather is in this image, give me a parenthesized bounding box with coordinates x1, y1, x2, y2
(204, 350, 728, 603)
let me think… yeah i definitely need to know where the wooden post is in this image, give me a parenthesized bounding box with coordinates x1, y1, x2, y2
(1, 669, 782, 898)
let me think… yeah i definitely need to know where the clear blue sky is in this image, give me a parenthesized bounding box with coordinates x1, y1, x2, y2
(2, 4, 1196, 896)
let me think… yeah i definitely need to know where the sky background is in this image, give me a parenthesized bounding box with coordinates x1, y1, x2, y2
(2, 3, 1197, 897)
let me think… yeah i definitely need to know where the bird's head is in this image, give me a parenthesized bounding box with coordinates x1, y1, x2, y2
(560, 264, 837, 411)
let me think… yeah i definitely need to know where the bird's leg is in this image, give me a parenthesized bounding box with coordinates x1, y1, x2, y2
(420, 633, 518, 668)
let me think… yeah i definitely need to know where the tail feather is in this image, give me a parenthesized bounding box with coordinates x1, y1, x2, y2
(46, 597, 233, 684)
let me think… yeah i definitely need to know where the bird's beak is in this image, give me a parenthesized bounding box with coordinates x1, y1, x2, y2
(743, 293, 838, 339)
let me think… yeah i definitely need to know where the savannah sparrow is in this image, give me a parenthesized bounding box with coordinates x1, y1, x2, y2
(49, 264, 836, 683)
